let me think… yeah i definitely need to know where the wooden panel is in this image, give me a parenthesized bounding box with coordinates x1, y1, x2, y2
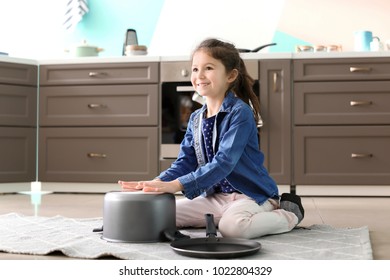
(294, 81, 390, 125)
(260, 59, 291, 184)
(0, 84, 37, 126)
(39, 84, 158, 126)
(0, 127, 36, 182)
(0, 62, 37, 86)
(40, 62, 158, 85)
(294, 58, 390, 81)
(294, 126, 390, 185)
(38, 127, 158, 183)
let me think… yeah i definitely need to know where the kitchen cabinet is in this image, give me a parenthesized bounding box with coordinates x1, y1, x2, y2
(3, 53, 390, 193)
(259, 59, 292, 185)
(293, 58, 390, 185)
(0, 62, 37, 182)
(39, 62, 159, 183)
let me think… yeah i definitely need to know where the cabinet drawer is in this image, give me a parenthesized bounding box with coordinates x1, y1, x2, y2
(40, 84, 158, 126)
(294, 126, 390, 185)
(39, 127, 158, 182)
(0, 84, 37, 126)
(40, 62, 158, 85)
(161, 60, 259, 82)
(294, 81, 390, 125)
(0, 62, 37, 86)
(0, 127, 36, 182)
(294, 58, 390, 81)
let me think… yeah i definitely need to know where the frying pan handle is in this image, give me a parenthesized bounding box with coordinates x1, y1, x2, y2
(205, 213, 218, 238)
(252, 43, 277, 52)
(164, 229, 191, 241)
(92, 225, 103, 232)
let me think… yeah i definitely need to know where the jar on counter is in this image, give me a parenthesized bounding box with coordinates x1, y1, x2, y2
(327, 45, 342, 52)
(314, 45, 326, 52)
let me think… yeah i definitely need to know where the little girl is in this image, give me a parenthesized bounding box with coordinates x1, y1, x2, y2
(119, 38, 304, 239)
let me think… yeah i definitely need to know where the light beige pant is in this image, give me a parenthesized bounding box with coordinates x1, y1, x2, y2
(176, 193, 298, 239)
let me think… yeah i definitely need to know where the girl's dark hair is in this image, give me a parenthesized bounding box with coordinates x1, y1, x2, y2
(192, 38, 261, 125)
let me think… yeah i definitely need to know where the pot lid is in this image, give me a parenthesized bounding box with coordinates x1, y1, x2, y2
(75, 39, 98, 48)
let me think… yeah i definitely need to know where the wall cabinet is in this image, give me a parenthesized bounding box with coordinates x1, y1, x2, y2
(39, 62, 159, 183)
(293, 58, 390, 185)
(0, 62, 37, 183)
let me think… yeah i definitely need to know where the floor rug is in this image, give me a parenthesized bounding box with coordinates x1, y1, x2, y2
(0, 213, 372, 260)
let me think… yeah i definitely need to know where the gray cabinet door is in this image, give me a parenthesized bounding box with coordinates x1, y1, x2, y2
(0, 127, 36, 182)
(39, 127, 158, 183)
(0, 62, 37, 86)
(39, 84, 158, 126)
(0, 62, 37, 184)
(40, 62, 158, 85)
(294, 81, 390, 125)
(294, 126, 390, 185)
(260, 60, 292, 184)
(0, 84, 37, 127)
(294, 58, 390, 81)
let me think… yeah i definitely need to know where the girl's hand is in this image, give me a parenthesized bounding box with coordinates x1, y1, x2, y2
(118, 180, 144, 192)
(118, 179, 183, 194)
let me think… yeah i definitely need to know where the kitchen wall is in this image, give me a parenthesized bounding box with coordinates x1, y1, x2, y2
(1, 0, 389, 59)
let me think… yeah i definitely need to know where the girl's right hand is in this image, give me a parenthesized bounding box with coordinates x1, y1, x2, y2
(118, 180, 144, 191)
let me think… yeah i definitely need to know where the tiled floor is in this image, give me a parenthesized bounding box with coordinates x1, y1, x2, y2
(0, 192, 389, 260)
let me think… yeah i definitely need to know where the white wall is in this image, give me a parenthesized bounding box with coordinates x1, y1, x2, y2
(149, 0, 286, 55)
(277, 0, 390, 52)
(0, 0, 67, 58)
(2, 0, 390, 59)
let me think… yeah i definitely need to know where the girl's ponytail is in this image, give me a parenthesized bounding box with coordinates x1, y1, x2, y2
(233, 58, 261, 126)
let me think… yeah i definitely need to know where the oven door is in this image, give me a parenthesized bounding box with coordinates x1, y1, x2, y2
(161, 82, 202, 159)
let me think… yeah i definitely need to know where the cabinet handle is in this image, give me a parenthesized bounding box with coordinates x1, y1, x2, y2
(88, 103, 107, 109)
(88, 72, 107, 77)
(350, 100, 372, 106)
(351, 153, 372, 158)
(181, 69, 189, 77)
(87, 153, 107, 158)
(349, 67, 372, 73)
(272, 72, 279, 92)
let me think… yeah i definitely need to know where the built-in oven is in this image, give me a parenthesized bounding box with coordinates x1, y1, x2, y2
(160, 60, 260, 169)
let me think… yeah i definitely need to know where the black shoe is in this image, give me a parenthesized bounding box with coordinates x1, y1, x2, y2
(280, 193, 305, 224)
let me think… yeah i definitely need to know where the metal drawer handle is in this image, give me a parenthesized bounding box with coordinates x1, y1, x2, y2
(87, 153, 107, 158)
(350, 67, 372, 73)
(88, 72, 107, 77)
(351, 153, 372, 158)
(88, 103, 107, 109)
(273, 72, 279, 92)
(350, 101, 372, 106)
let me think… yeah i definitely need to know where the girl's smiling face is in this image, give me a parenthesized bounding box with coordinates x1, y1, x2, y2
(191, 50, 237, 100)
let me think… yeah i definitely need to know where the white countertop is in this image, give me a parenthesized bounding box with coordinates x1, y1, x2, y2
(0, 55, 38, 65)
(1, 51, 390, 65)
(37, 55, 161, 65)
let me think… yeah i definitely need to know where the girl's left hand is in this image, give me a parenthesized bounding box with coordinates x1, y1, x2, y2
(118, 179, 183, 194)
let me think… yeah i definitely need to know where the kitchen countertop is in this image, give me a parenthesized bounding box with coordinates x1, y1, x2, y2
(0, 55, 38, 65)
(1, 51, 390, 65)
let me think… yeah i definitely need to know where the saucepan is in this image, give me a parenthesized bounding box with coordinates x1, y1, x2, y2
(93, 191, 185, 243)
(237, 43, 277, 53)
(170, 213, 261, 259)
(65, 40, 104, 57)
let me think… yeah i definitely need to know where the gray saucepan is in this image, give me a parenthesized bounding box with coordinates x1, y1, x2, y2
(94, 191, 179, 243)
(170, 213, 261, 259)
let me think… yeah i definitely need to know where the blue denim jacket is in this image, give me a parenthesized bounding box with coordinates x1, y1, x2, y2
(158, 92, 279, 205)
